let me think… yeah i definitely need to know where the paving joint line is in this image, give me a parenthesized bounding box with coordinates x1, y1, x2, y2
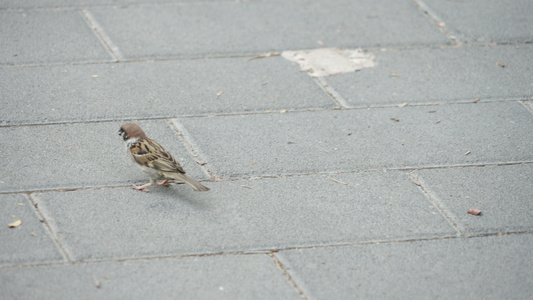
(1, 161, 531, 195)
(411, 0, 460, 45)
(167, 119, 217, 180)
(520, 100, 533, 114)
(0, 107, 335, 128)
(26, 193, 74, 263)
(3, 41, 532, 69)
(0, 184, 138, 195)
(212, 160, 533, 181)
(2, 231, 531, 270)
(0, 0, 238, 13)
(79, 9, 125, 61)
(2, 98, 531, 128)
(269, 253, 309, 300)
(407, 172, 463, 236)
(313, 76, 348, 108)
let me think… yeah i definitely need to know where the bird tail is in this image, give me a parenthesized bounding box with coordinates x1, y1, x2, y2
(165, 172, 210, 192)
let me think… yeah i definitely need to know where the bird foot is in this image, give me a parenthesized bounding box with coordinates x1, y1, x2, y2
(156, 180, 171, 187)
(133, 183, 152, 192)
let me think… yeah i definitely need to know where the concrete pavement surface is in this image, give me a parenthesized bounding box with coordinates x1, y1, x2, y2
(1, 0, 532, 299)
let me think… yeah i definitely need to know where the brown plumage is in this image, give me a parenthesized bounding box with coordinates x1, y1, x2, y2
(119, 123, 210, 192)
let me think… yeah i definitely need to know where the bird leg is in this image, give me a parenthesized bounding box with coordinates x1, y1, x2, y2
(133, 180, 155, 192)
(156, 180, 171, 187)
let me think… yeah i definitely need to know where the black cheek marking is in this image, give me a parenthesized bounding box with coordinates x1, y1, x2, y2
(144, 144, 150, 152)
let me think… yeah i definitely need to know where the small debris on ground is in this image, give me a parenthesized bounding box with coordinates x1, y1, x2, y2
(389, 73, 400, 77)
(8, 220, 22, 228)
(465, 150, 471, 155)
(467, 208, 482, 215)
(497, 62, 505, 68)
(241, 185, 253, 189)
(328, 176, 347, 185)
(390, 118, 399, 122)
(93, 276, 101, 289)
(249, 52, 280, 61)
(398, 102, 408, 107)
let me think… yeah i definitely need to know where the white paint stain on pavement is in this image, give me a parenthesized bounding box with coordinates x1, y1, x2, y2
(281, 48, 376, 77)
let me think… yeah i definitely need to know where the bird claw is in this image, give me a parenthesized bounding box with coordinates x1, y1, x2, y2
(156, 180, 171, 187)
(133, 185, 150, 192)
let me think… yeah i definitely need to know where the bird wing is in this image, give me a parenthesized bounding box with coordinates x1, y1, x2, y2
(129, 138, 186, 174)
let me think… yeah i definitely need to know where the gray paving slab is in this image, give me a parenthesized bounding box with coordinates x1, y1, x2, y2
(178, 102, 533, 178)
(0, 120, 208, 193)
(278, 234, 533, 299)
(0, 10, 111, 65)
(414, 164, 533, 235)
(0, 194, 64, 266)
(88, 0, 449, 59)
(421, 0, 533, 43)
(0, 57, 333, 126)
(326, 44, 533, 107)
(0, 0, 224, 9)
(32, 171, 455, 261)
(0, 254, 300, 300)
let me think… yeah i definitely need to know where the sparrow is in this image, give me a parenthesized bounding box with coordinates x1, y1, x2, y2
(118, 123, 210, 192)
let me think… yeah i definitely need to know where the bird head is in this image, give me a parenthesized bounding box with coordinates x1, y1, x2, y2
(119, 123, 147, 141)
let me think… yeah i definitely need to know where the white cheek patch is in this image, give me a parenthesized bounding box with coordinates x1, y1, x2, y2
(126, 138, 139, 148)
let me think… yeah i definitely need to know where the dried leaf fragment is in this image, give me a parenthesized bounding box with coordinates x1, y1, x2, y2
(497, 62, 505, 68)
(9, 220, 22, 228)
(467, 208, 482, 215)
(390, 118, 399, 122)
